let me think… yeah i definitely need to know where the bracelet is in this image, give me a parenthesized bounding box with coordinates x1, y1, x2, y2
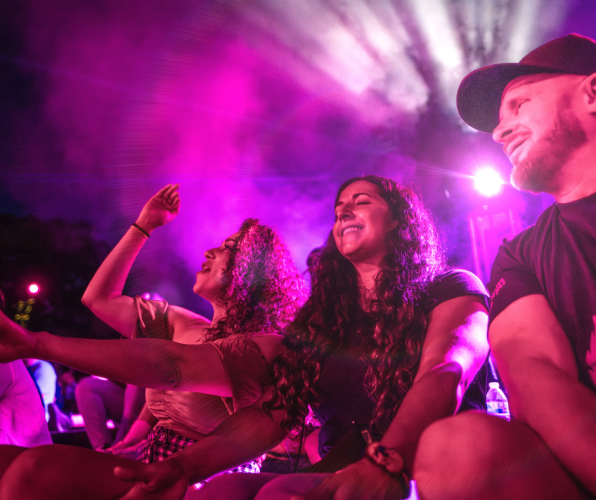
(132, 223, 150, 239)
(365, 442, 411, 484)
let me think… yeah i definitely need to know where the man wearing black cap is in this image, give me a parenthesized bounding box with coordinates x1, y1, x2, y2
(413, 34, 596, 499)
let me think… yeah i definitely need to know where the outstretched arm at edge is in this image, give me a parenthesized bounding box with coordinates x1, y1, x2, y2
(0, 312, 284, 396)
(490, 294, 596, 494)
(0, 315, 229, 395)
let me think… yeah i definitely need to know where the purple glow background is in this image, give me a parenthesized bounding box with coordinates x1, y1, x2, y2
(2, 0, 596, 315)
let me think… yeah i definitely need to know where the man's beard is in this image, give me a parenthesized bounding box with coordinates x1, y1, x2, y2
(510, 114, 587, 194)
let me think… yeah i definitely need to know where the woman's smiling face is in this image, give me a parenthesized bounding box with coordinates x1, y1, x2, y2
(333, 180, 398, 265)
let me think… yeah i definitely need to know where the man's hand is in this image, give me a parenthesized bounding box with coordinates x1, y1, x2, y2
(0, 309, 37, 363)
(291, 459, 409, 500)
(135, 184, 181, 234)
(115, 457, 190, 500)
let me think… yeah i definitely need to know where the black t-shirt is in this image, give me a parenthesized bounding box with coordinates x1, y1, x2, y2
(311, 269, 489, 457)
(488, 192, 596, 393)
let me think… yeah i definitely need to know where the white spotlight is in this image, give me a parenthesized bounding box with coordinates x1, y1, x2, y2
(474, 168, 504, 197)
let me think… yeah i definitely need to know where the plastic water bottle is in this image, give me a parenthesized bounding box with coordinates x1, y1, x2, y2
(486, 382, 510, 421)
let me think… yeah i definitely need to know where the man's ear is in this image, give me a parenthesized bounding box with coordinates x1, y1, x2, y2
(582, 73, 596, 111)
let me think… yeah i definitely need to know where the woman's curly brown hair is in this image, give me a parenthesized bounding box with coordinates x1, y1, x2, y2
(265, 175, 446, 433)
(204, 218, 307, 342)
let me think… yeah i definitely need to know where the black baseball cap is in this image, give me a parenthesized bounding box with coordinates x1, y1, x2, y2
(457, 33, 596, 133)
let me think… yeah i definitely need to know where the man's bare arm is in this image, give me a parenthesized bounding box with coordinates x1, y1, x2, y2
(490, 294, 596, 494)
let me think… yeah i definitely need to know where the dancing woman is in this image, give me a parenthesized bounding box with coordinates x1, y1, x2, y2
(0, 184, 306, 500)
(80, 184, 305, 467)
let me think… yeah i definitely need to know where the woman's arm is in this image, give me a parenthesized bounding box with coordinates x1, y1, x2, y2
(40, 334, 230, 395)
(0, 312, 229, 395)
(81, 184, 180, 337)
(108, 405, 156, 459)
(168, 391, 286, 482)
(0, 310, 283, 397)
(378, 295, 489, 471)
(115, 390, 287, 498)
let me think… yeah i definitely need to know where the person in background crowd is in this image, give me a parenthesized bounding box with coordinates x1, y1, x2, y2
(75, 377, 145, 451)
(0, 183, 306, 499)
(0, 290, 51, 479)
(55, 366, 79, 414)
(23, 358, 57, 422)
(410, 33, 596, 500)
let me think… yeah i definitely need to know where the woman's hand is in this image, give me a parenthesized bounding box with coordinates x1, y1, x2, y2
(115, 457, 190, 500)
(291, 459, 409, 500)
(107, 419, 153, 459)
(135, 184, 181, 234)
(106, 438, 147, 460)
(0, 309, 37, 363)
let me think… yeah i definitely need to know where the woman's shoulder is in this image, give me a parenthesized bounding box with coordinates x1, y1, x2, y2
(429, 269, 486, 293)
(211, 333, 283, 364)
(167, 305, 211, 325)
(166, 305, 211, 343)
(251, 334, 284, 363)
(423, 269, 489, 314)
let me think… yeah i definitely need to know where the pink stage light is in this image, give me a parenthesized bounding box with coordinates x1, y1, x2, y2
(28, 284, 39, 294)
(474, 168, 504, 197)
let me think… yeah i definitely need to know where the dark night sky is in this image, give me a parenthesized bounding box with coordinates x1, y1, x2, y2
(2, 0, 596, 310)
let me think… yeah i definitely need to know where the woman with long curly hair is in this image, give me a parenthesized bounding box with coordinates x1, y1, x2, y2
(77, 184, 305, 467)
(245, 176, 489, 498)
(0, 184, 306, 499)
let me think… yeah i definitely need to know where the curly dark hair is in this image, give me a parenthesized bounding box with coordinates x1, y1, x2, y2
(265, 175, 446, 432)
(204, 218, 307, 342)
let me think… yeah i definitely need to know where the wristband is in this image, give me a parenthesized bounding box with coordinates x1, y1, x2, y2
(132, 223, 150, 239)
(365, 442, 411, 484)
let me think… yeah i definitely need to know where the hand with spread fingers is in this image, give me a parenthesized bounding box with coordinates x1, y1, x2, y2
(135, 183, 181, 236)
(290, 458, 409, 500)
(115, 457, 190, 500)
